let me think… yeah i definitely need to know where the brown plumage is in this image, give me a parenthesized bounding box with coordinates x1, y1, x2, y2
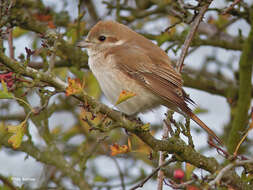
(77, 20, 222, 145)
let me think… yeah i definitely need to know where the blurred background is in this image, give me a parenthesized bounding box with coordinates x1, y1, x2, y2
(0, 0, 252, 189)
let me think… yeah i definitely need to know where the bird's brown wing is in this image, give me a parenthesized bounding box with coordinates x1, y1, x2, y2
(105, 45, 222, 145)
(105, 45, 187, 112)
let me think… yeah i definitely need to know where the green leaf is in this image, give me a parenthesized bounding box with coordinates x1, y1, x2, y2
(12, 27, 28, 38)
(69, 67, 85, 80)
(93, 175, 108, 183)
(53, 67, 68, 80)
(0, 122, 7, 135)
(157, 32, 170, 46)
(7, 120, 27, 149)
(85, 72, 101, 99)
(66, 28, 77, 43)
(185, 163, 195, 180)
(0, 80, 14, 99)
(141, 123, 150, 131)
(193, 107, 208, 115)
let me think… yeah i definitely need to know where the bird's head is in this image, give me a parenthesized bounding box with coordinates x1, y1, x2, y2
(77, 21, 133, 54)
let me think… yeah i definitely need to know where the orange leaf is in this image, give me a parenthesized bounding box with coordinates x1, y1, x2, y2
(34, 14, 53, 22)
(65, 77, 84, 96)
(110, 143, 129, 156)
(33, 14, 56, 28)
(127, 138, 132, 151)
(207, 16, 215, 24)
(115, 90, 136, 105)
(47, 21, 56, 29)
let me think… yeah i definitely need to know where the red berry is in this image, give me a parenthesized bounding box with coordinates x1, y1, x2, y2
(187, 185, 200, 190)
(173, 169, 184, 180)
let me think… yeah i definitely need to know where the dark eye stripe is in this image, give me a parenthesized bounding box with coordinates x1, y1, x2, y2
(107, 37, 118, 43)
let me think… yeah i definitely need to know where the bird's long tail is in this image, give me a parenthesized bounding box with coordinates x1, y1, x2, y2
(188, 111, 223, 146)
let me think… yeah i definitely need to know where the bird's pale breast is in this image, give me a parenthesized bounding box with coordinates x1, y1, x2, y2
(88, 52, 160, 115)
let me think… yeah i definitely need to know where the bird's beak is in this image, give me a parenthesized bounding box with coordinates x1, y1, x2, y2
(76, 39, 91, 48)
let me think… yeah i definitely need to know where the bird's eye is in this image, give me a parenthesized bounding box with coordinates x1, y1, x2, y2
(98, 35, 106, 42)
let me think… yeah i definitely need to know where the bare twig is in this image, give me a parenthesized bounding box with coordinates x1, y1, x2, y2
(208, 159, 253, 188)
(164, 20, 182, 32)
(157, 121, 170, 190)
(130, 157, 176, 190)
(112, 157, 126, 190)
(176, 0, 213, 73)
(164, 178, 195, 189)
(7, 28, 14, 59)
(78, 136, 108, 171)
(84, 0, 99, 24)
(233, 108, 253, 156)
(164, 111, 174, 136)
(222, 0, 241, 15)
(178, 0, 196, 10)
(208, 140, 230, 159)
(198, 21, 238, 42)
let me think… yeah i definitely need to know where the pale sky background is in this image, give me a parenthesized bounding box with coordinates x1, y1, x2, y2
(0, 0, 252, 189)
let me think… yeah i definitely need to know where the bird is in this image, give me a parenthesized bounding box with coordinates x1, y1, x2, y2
(77, 20, 222, 145)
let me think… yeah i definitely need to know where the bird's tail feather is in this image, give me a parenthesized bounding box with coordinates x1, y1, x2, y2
(188, 111, 223, 146)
